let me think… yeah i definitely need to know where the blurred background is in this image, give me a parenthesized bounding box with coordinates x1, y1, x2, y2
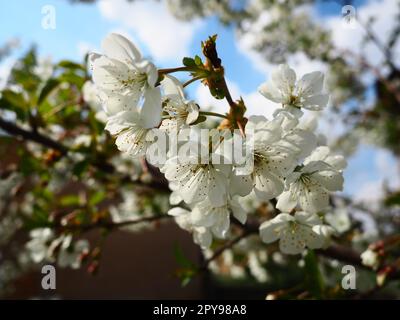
(1, 0, 400, 299)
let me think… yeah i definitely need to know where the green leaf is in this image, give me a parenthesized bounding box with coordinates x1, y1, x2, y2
(23, 206, 51, 230)
(38, 78, 60, 105)
(384, 192, 400, 206)
(210, 86, 225, 99)
(58, 72, 85, 87)
(89, 190, 106, 207)
(0, 90, 29, 119)
(304, 250, 325, 299)
(182, 57, 196, 67)
(1, 90, 28, 109)
(72, 159, 89, 177)
(60, 194, 81, 207)
(58, 60, 85, 71)
(190, 115, 207, 125)
(194, 55, 202, 66)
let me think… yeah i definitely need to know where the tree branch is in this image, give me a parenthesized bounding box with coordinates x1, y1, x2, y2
(56, 214, 173, 233)
(0, 117, 68, 155)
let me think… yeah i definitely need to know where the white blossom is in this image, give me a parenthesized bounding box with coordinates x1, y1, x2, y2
(259, 64, 329, 114)
(325, 208, 351, 234)
(90, 33, 161, 124)
(160, 75, 199, 132)
(277, 146, 346, 213)
(25, 228, 54, 263)
(259, 211, 330, 254)
(25, 229, 89, 269)
(57, 235, 89, 269)
(105, 109, 157, 158)
(190, 196, 247, 239)
(162, 139, 231, 207)
(230, 115, 311, 201)
(361, 248, 379, 270)
(168, 207, 212, 249)
(82, 80, 107, 122)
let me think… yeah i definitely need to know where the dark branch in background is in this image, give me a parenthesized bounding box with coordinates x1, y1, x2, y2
(200, 228, 256, 271)
(358, 19, 399, 73)
(57, 214, 173, 233)
(0, 117, 68, 155)
(0, 116, 171, 191)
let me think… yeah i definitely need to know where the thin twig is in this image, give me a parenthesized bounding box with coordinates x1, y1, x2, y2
(183, 75, 204, 88)
(0, 117, 68, 155)
(200, 229, 254, 270)
(56, 214, 173, 233)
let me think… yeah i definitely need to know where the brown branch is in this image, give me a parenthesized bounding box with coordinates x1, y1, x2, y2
(56, 214, 173, 233)
(200, 228, 255, 270)
(358, 19, 398, 73)
(316, 245, 368, 270)
(0, 117, 68, 155)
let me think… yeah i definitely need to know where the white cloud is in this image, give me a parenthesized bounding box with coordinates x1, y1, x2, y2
(352, 148, 400, 206)
(375, 149, 400, 189)
(235, 4, 327, 77)
(324, 0, 400, 71)
(97, 0, 203, 64)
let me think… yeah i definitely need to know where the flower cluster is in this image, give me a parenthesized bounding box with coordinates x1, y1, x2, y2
(89, 33, 347, 255)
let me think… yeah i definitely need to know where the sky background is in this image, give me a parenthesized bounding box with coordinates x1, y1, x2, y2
(0, 0, 399, 203)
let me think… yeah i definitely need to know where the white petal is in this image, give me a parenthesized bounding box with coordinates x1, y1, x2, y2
(279, 229, 306, 255)
(102, 33, 142, 62)
(302, 93, 329, 111)
(297, 71, 324, 96)
(208, 169, 229, 207)
(294, 211, 322, 226)
(312, 170, 344, 191)
(272, 64, 296, 96)
(161, 74, 185, 98)
(298, 184, 329, 214)
(140, 87, 162, 128)
(254, 170, 284, 200)
(259, 213, 293, 243)
(211, 211, 230, 239)
(92, 56, 130, 92)
(169, 190, 183, 205)
(193, 228, 212, 248)
(276, 190, 297, 212)
(282, 129, 317, 160)
(106, 93, 140, 115)
(180, 168, 208, 204)
(296, 225, 324, 250)
(229, 173, 253, 197)
(168, 207, 189, 217)
(230, 197, 247, 224)
(186, 102, 200, 125)
(258, 82, 283, 103)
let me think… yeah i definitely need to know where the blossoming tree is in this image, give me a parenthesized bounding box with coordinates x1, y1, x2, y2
(1, 12, 400, 298)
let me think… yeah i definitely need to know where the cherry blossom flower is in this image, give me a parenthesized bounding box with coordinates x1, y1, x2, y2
(161, 137, 231, 207)
(259, 64, 329, 114)
(168, 207, 212, 249)
(160, 75, 199, 132)
(190, 196, 247, 238)
(90, 33, 161, 127)
(259, 211, 330, 254)
(361, 248, 379, 270)
(229, 115, 307, 200)
(105, 109, 157, 158)
(276, 146, 346, 213)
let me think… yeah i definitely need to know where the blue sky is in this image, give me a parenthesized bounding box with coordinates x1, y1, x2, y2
(0, 0, 399, 201)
